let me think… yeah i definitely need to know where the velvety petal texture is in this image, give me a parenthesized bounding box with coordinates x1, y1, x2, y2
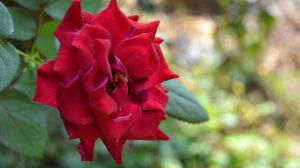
(34, 0, 179, 165)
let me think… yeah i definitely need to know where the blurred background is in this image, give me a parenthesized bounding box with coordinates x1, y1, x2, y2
(1, 0, 300, 167)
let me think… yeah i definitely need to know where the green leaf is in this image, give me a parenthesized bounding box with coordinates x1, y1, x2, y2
(0, 2, 14, 37)
(0, 91, 48, 157)
(0, 43, 20, 91)
(45, 0, 102, 20)
(55, 37, 60, 51)
(81, 0, 103, 13)
(8, 7, 36, 41)
(14, 69, 37, 99)
(13, 0, 47, 10)
(45, 0, 71, 20)
(164, 80, 209, 123)
(36, 20, 60, 59)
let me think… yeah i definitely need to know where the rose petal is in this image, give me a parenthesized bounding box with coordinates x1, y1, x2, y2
(33, 60, 60, 108)
(57, 71, 95, 126)
(95, 39, 112, 78)
(92, 0, 132, 51)
(54, 32, 80, 78)
(142, 100, 164, 112)
(128, 15, 139, 22)
(82, 63, 118, 116)
(72, 24, 111, 69)
(147, 85, 169, 107)
(110, 55, 127, 74)
(78, 136, 98, 161)
(87, 84, 119, 117)
(134, 44, 179, 90)
(111, 77, 128, 104)
(55, 0, 83, 41)
(151, 44, 180, 81)
(63, 120, 101, 140)
(127, 111, 168, 140)
(101, 102, 141, 141)
(115, 33, 159, 79)
(83, 11, 95, 24)
(154, 37, 164, 44)
(131, 20, 160, 37)
(100, 102, 141, 164)
(81, 62, 106, 91)
(102, 137, 126, 165)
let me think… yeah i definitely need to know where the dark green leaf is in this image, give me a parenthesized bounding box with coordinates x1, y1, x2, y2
(45, 0, 102, 20)
(8, 7, 36, 41)
(35, 20, 60, 59)
(0, 43, 20, 91)
(0, 2, 14, 37)
(13, 0, 47, 10)
(164, 80, 209, 123)
(0, 91, 48, 157)
(14, 70, 37, 99)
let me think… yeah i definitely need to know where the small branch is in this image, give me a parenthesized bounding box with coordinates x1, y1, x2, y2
(16, 49, 43, 65)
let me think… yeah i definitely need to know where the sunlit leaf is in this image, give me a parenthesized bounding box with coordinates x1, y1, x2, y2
(164, 80, 209, 123)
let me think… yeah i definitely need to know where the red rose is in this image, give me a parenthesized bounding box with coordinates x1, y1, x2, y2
(34, 0, 178, 164)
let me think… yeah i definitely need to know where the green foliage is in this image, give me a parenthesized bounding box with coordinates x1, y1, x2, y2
(164, 80, 208, 123)
(45, 0, 72, 19)
(36, 20, 60, 59)
(13, 0, 47, 10)
(0, 2, 13, 37)
(0, 43, 20, 91)
(45, 0, 102, 19)
(8, 7, 36, 41)
(15, 70, 37, 98)
(215, 0, 276, 85)
(0, 91, 48, 157)
(81, 0, 103, 13)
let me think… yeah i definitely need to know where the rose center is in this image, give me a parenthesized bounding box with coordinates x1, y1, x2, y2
(106, 71, 128, 93)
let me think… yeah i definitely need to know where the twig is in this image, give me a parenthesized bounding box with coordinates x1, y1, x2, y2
(16, 49, 43, 65)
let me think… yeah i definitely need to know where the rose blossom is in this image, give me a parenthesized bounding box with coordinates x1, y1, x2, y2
(34, 0, 179, 164)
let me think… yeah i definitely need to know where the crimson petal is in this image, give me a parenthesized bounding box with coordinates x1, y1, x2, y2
(57, 71, 94, 126)
(55, 0, 83, 41)
(135, 44, 179, 90)
(72, 24, 111, 69)
(127, 111, 168, 140)
(82, 63, 118, 117)
(102, 137, 126, 165)
(128, 15, 139, 22)
(131, 20, 160, 37)
(92, 0, 133, 51)
(147, 85, 169, 107)
(115, 33, 159, 79)
(78, 136, 98, 161)
(95, 39, 112, 78)
(54, 32, 79, 78)
(33, 60, 60, 108)
(63, 120, 101, 140)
